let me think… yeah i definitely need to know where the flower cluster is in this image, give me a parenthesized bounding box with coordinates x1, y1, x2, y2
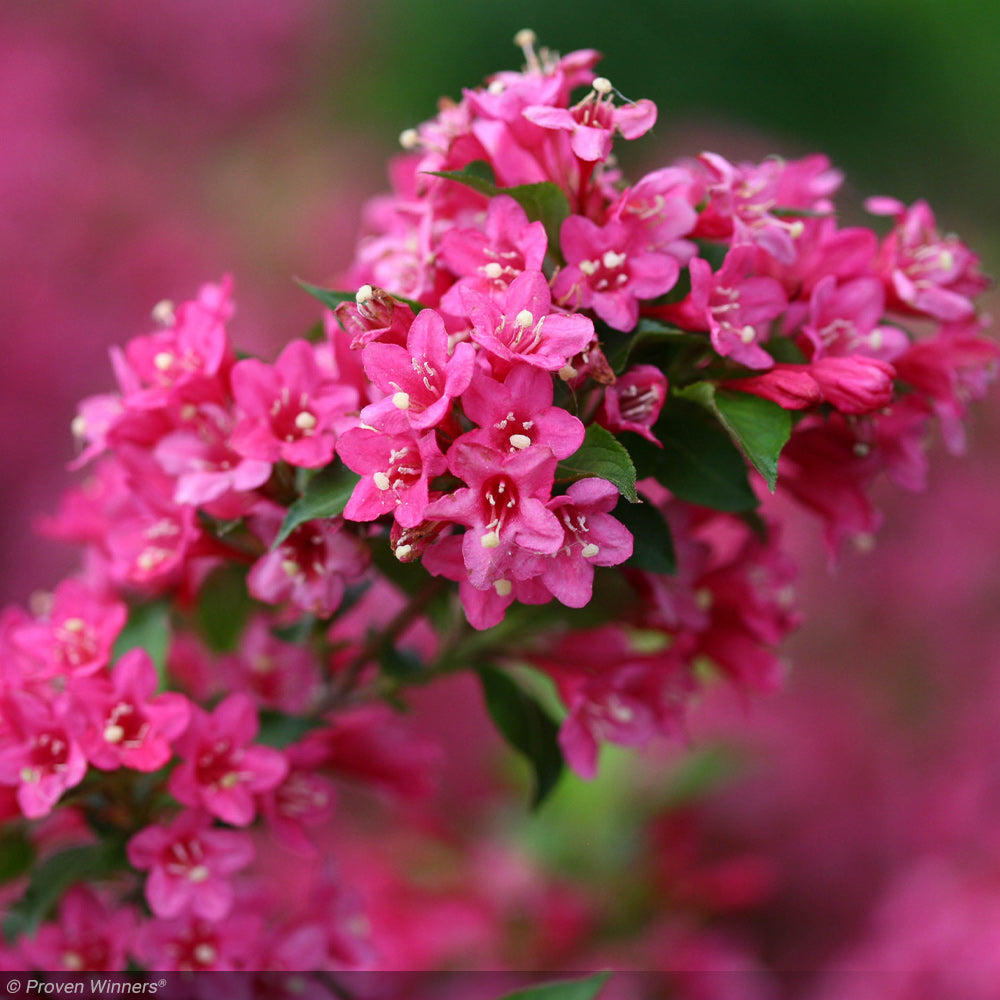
(0, 32, 995, 974)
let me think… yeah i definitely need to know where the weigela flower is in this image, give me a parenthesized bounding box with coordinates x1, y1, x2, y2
(230, 338, 358, 469)
(463, 269, 595, 374)
(424, 439, 563, 591)
(168, 692, 288, 826)
(0, 691, 87, 818)
(127, 809, 255, 920)
(596, 364, 669, 443)
(522, 75, 657, 163)
(358, 307, 476, 432)
(553, 214, 681, 331)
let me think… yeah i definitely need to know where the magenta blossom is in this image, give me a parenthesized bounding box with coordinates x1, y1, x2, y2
(463, 270, 594, 374)
(522, 75, 657, 163)
(230, 338, 358, 469)
(597, 364, 668, 443)
(127, 809, 255, 920)
(553, 214, 681, 331)
(358, 307, 476, 432)
(79, 648, 191, 772)
(168, 693, 288, 826)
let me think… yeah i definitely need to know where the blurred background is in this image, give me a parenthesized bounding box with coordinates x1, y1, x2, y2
(3, 0, 1000, 989)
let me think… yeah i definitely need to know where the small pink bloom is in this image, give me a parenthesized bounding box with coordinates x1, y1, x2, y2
(19, 887, 136, 972)
(168, 693, 288, 826)
(134, 911, 262, 972)
(424, 440, 563, 591)
(534, 477, 634, 608)
(458, 363, 585, 460)
(554, 214, 681, 331)
(127, 809, 254, 920)
(10, 578, 126, 679)
(523, 78, 657, 162)
(867, 197, 989, 321)
(809, 355, 896, 414)
(80, 648, 190, 772)
(358, 307, 476, 432)
(723, 366, 822, 410)
(0, 692, 87, 818)
(463, 270, 594, 373)
(230, 338, 358, 469)
(597, 365, 668, 443)
(339, 426, 447, 528)
(333, 284, 415, 350)
(689, 245, 787, 369)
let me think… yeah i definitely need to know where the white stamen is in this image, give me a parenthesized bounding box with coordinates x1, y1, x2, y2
(493, 579, 512, 597)
(514, 308, 534, 328)
(481, 530, 501, 548)
(103, 724, 125, 744)
(509, 433, 531, 450)
(394, 544, 413, 561)
(294, 411, 317, 431)
(514, 28, 536, 47)
(581, 543, 600, 558)
(483, 262, 504, 279)
(188, 864, 210, 883)
(356, 284, 374, 304)
(71, 415, 87, 439)
(151, 300, 175, 326)
(153, 351, 174, 371)
(392, 391, 411, 410)
(592, 76, 613, 95)
(579, 259, 598, 276)
(739, 325, 757, 344)
(399, 128, 419, 150)
(193, 943, 217, 966)
(559, 364, 577, 381)
(373, 472, 392, 491)
(602, 250, 627, 269)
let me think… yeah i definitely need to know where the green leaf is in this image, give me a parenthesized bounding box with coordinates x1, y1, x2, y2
(677, 382, 790, 492)
(0, 826, 35, 887)
(2, 840, 126, 940)
(713, 389, 791, 492)
(499, 973, 612, 1000)
(426, 159, 498, 197)
(627, 396, 758, 512)
(257, 710, 326, 749)
(196, 563, 252, 653)
(295, 279, 356, 312)
(556, 424, 638, 503)
(428, 164, 570, 261)
(112, 600, 171, 686)
(296, 279, 426, 315)
(274, 461, 362, 548)
(605, 317, 704, 375)
(613, 495, 676, 574)
(479, 665, 565, 809)
(503, 181, 571, 256)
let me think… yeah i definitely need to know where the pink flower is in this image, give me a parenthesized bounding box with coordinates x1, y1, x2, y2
(534, 477, 634, 608)
(809, 355, 896, 414)
(9, 578, 126, 680)
(867, 196, 989, 321)
(338, 427, 447, 528)
(79, 648, 190, 772)
(553, 215, 681, 331)
(358, 307, 476, 432)
(724, 366, 822, 410)
(19, 887, 136, 972)
(463, 270, 594, 374)
(133, 911, 263, 972)
(597, 364, 668, 443)
(246, 503, 370, 618)
(458, 363, 585, 460)
(424, 440, 563, 591)
(0, 691, 87, 818)
(438, 194, 548, 301)
(230, 338, 358, 469)
(127, 809, 255, 920)
(522, 76, 657, 163)
(168, 693, 288, 826)
(687, 245, 787, 369)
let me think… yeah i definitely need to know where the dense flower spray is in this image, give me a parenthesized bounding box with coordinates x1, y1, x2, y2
(0, 30, 995, 976)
